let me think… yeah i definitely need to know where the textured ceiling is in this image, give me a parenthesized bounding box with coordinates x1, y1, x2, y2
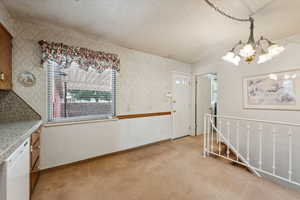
(3, 0, 300, 63)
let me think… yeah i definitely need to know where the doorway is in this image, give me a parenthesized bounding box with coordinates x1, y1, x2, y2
(171, 72, 192, 139)
(195, 73, 218, 136)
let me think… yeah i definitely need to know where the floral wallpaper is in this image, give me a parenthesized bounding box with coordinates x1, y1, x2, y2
(0, 2, 191, 121)
(39, 40, 120, 72)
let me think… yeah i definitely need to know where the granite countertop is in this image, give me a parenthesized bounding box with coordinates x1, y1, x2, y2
(0, 120, 42, 164)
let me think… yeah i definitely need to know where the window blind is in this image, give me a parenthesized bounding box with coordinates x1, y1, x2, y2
(47, 61, 116, 122)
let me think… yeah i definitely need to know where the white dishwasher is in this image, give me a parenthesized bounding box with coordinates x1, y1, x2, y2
(0, 138, 30, 200)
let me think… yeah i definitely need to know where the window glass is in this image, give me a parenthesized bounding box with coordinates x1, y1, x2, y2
(47, 62, 116, 122)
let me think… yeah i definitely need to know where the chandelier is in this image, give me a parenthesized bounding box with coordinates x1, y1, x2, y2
(204, 0, 285, 66)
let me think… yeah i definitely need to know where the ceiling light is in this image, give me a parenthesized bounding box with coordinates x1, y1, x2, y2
(222, 51, 240, 66)
(268, 44, 285, 57)
(258, 54, 271, 64)
(239, 44, 255, 58)
(232, 55, 241, 66)
(205, 0, 285, 65)
(257, 49, 272, 64)
(224, 19, 284, 65)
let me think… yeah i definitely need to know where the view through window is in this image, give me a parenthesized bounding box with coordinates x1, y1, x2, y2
(48, 62, 116, 122)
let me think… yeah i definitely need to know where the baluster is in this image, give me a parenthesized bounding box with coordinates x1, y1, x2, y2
(272, 126, 276, 175)
(211, 115, 214, 153)
(247, 123, 250, 163)
(288, 127, 293, 181)
(216, 118, 219, 144)
(203, 115, 207, 157)
(226, 121, 230, 158)
(236, 121, 240, 161)
(207, 116, 210, 154)
(258, 124, 263, 170)
(218, 119, 222, 155)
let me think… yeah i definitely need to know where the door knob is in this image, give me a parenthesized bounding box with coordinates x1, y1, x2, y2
(173, 110, 176, 113)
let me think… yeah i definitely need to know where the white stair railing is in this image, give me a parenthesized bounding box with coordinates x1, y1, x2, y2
(203, 114, 300, 187)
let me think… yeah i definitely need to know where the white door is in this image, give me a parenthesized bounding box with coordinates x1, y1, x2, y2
(196, 75, 212, 135)
(172, 72, 191, 139)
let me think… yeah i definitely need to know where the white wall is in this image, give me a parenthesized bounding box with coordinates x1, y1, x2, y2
(0, 2, 192, 169)
(41, 115, 171, 169)
(1, 2, 191, 118)
(11, 20, 191, 118)
(192, 40, 300, 190)
(193, 42, 300, 123)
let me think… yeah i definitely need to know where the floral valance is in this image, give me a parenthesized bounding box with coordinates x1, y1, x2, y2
(38, 40, 120, 72)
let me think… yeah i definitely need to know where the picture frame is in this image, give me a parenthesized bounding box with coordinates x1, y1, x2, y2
(243, 69, 300, 110)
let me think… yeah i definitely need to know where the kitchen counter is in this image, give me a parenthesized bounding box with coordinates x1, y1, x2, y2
(0, 120, 42, 164)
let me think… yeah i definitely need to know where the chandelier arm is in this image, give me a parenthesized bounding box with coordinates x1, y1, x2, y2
(259, 36, 274, 45)
(256, 38, 267, 54)
(257, 37, 265, 47)
(204, 0, 251, 22)
(231, 40, 244, 52)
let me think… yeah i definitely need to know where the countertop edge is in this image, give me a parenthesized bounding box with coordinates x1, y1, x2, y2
(0, 120, 43, 164)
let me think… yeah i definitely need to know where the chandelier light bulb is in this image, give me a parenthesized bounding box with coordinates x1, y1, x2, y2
(268, 44, 285, 57)
(257, 54, 269, 64)
(232, 55, 241, 66)
(222, 51, 235, 61)
(239, 44, 256, 58)
(222, 51, 240, 66)
(257, 52, 272, 64)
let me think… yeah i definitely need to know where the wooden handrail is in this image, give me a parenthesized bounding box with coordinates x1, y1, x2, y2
(117, 112, 171, 119)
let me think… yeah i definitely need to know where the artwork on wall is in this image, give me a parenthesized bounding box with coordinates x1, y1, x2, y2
(243, 69, 300, 110)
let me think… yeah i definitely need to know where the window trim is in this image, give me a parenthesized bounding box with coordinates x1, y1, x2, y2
(47, 62, 117, 123)
(45, 117, 119, 127)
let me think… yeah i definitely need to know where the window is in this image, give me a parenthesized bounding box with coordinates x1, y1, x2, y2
(47, 62, 116, 122)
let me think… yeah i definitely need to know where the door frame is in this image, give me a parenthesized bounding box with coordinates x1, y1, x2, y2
(194, 72, 219, 136)
(171, 71, 192, 139)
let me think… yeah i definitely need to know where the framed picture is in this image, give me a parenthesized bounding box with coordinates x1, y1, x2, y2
(243, 69, 300, 110)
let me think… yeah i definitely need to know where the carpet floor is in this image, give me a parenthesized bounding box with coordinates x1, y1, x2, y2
(32, 136, 300, 200)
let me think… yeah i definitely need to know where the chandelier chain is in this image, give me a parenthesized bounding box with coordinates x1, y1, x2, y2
(204, 0, 251, 22)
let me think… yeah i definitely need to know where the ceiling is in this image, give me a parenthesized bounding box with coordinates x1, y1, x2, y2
(3, 0, 300, 63)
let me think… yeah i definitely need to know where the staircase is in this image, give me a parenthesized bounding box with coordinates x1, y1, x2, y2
(203, 114, 300, 189)
(209, 137, 250, 172)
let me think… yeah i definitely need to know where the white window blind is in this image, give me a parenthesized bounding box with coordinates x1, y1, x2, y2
(47, 62, 116, 122)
